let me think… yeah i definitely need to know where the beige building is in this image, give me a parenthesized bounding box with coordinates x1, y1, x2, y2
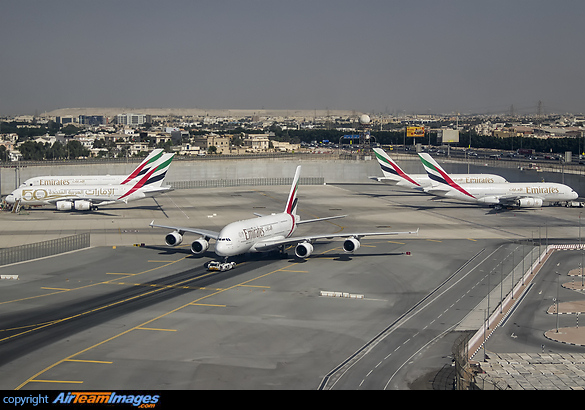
(271, 140, 300, 152)
(244, 134, 270, 152)
(193, 133, 231, 154)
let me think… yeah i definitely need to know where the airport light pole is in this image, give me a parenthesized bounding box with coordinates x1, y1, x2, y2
(579, 212, 584, 288)
(483, 309, 487, 362)
(556, 270, 560, 333)
(522, 240, 525, 286)
(500, 260, 504, 314)
(539, 226, 541, 264)
(487, 267, 491, 327)
(530, 231, 534, 265)
(512, 244, 515, 299)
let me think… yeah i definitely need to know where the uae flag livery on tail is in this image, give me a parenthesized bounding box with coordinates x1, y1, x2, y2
(418, 153, 475, 198)
(120, 149, 165, 185)
(373, 148, 421, 187)
(118, 153, 174, 200)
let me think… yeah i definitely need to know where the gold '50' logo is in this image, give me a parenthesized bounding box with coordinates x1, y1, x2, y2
(22, 189, 48, 201)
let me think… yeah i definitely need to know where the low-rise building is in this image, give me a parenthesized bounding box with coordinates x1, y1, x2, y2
(271, 140, 300, 152)
(244, 134, 270, 152)
(192, 133, 231, 154)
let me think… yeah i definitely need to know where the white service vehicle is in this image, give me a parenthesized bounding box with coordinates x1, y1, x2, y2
(207, 261, 236, 271)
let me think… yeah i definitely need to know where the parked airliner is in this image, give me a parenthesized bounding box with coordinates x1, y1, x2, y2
(150, 165, 417, 264)
(418, 153, 578, 208)
(19, 148, 165, 187)
(370, 148, 508, 189)
(5, 153, 174, 211)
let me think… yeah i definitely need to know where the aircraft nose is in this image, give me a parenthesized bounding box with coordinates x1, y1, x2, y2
(5, 194, 15, 204)
(215, 242, 226, 257)
(214, 238, 236, 257)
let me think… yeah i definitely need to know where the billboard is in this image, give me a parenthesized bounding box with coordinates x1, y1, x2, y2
(407, 126, 425, 137)
(438, 129, 459, 143)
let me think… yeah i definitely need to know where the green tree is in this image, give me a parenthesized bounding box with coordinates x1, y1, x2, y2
(65, 140, 90, 159)
(61, 124, 82, 136)
(18, 140, 45, 160)
(46, 141, 66, 160)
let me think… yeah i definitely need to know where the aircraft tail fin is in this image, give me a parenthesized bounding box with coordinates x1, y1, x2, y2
(142, 153, 174, 189)
(118, 153, 175, 200)
(418, 153, 456, 187)
(121, 148, 164, 185)
(418, 153, 475, 198)
(373, 148, 421, 187)
(285, 165, 301, 215)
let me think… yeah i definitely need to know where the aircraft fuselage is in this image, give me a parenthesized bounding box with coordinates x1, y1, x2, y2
(215, 212, 296, 257)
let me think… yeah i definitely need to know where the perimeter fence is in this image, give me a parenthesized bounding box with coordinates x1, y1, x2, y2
(169, 176, 324, 189)
(0, 233, 90, 266)
(452, 332, 509, 390)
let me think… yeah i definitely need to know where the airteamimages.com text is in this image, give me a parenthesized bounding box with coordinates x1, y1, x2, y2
(3, 392, 161, 408)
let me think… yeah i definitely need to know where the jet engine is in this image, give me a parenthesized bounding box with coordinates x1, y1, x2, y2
(343, 237, 361, 253)
(74, 200, 92, 211)
(190, 238, 209, 254)
(165, 231, 183, 246)
(56, 201, 72, 211)
(517, 198, 543, 208)
(295, 242, 313, 259)
(477, 196, 500, 205)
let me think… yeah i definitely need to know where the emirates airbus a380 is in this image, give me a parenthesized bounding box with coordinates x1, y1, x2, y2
(419, 153, 578, 208)
(19, 148, 165, 187)
(150, 165, 417, 269)
(5, 153, 174, 211)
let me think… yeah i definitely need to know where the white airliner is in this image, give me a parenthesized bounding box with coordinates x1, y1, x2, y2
(150, 165, 417, 263)
(5, 153, 174, 211)
(418, 152, 579, 208)
(370, 148, 508, 189)
(19, 148, 165, 187)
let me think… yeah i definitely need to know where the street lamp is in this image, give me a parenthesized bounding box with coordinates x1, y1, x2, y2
(556, 271, 560, 333)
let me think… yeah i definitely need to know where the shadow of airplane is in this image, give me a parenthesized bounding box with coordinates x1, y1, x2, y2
(140, 244, 407, 264)
(287, 251, 407, 263)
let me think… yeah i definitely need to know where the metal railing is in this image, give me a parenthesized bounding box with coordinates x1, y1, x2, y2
(0, 233, 90, 266)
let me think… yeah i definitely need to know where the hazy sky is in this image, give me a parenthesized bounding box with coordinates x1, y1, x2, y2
(2, 0, 584, 116)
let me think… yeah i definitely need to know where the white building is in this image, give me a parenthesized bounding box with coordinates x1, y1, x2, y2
(116, 113, 151, 126)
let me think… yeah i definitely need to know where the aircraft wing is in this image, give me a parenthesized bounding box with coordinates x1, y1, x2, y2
(252, 214, 346, 224)
(250, 229, 419, 251)
(297, 214, 346, 225)
(142, 185, 174, 194)
(423, 186, 452, 196)
(149, 221, 220, 240)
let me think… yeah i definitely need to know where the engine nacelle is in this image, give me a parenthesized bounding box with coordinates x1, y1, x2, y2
(295, 242, 314, 259)
(165, 231, 183, 246)
(476, 196, 500, 205)
(190, 238, 209, 254)
(343, 237, 361, 253)
(74, 200, 92, 211)
(517, 198, 543, 208)
(56, 201, 72, 211)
